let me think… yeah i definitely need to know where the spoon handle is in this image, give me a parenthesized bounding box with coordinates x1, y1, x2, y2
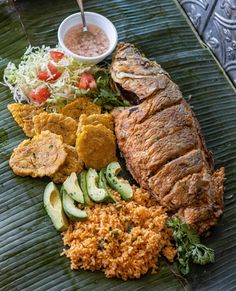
(76, 0, 88, 31)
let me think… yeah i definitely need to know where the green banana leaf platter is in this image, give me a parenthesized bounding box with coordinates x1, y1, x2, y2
(1, 0, 236, 290)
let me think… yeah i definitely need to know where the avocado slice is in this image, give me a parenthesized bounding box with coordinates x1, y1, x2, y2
(43, 182, 68, 231)
(78, 171, 93, 206)
(63, 172, 84, 204)
(86, 168, 109, 202)
(106, 162, 133, 200)
(98, 168, 116, 203)
(62, 187, 87, 221)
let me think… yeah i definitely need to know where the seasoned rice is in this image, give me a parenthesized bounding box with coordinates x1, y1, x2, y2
(62, 187, 176, 280)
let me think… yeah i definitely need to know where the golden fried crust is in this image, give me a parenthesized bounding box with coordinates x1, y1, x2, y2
(33, 112, 77, 145)
(7, 103, 44, 137)
(50, 144, 84, 184)
(60, 97, 101, 122)
(76, 124, 117, 170)
(9, 130, 67, 177)
(77, 113, 114, 134)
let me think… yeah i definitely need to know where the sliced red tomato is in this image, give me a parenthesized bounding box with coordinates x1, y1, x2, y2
(50, 51, 64, 62)
(48, 62, 62, 80)
(37, 62, 62, 82)
(37, 70, 50, 81)
(29, 87, 50, 104)
(78, 73, 97, 90)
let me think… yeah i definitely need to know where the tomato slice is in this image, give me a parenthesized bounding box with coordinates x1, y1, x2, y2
(48, 62, 62, 80)
(29, 87, 50, 104)
(37, 70, 50, 81)
(50, 51, 64, 62)
(78, 73, 97, 90)
(37, 62, 62, 82)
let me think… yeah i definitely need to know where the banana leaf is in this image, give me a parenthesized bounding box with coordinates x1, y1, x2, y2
(0, 0, 236, 290)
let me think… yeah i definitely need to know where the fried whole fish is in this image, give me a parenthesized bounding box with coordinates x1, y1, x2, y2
(111, 43, 224, 234)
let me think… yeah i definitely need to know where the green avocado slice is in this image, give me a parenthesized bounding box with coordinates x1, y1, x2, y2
(78, 171, 93, 206)
(86, 168, 109, 202)
(98, 168, 116, 203)
(62, 187, 87, 221)
(63, 172, 84, 204)
(106, 162, 133, 200)
(43, 182, 68, 232)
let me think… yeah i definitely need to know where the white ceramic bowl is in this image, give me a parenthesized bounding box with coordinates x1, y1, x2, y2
(58, 12, 118, 64)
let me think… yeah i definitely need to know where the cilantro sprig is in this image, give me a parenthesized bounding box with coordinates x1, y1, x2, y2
(167, 217, 215, 275)
(93, 70, 130, 110)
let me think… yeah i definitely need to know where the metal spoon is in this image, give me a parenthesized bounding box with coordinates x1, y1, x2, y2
(76, 0, 93, 36)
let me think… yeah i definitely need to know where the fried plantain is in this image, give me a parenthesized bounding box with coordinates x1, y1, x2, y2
(9, 130, 67, 177)
(76, 124, 117, 170)
(60, 97, 101, 122)
(77, 113, 114, 135)
(50, 144, 84, 184)
(7, 103, 44, 137)
(33, 112, 77, 145)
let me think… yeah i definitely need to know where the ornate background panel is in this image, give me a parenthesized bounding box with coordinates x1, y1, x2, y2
(179, 0, 236, 85)
(178, 0, 217, 34)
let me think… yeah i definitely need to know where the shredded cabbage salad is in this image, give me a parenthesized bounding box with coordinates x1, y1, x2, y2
(3, 46, 128, 111)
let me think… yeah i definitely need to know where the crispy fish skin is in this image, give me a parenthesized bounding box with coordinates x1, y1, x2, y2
(111, 43, 224, 234)
(33, 112, 77, 145)
(50, 144, 84, 184)
(76, 124, 116, 170)
(9, 130, 67, 177)
(77, 113, 114, 135)
(60, 97, 101, 122)
(110, 43, 169, 100)
(7, 103, 44, 137)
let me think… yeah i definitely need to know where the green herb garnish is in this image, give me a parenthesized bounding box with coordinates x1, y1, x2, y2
(167, 217, 215, 275)
(154, 136, 159, 142)
(74, 70, 130, 110)
(127, 223, 133, 233)
(98, 241, 104, 250)
(93, 70, 130, 110)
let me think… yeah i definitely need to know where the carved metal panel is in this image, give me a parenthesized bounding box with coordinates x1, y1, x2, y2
(203, 0, 236, 84)
(178, 0, 217, 34)
(179, 0, 236, 86)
